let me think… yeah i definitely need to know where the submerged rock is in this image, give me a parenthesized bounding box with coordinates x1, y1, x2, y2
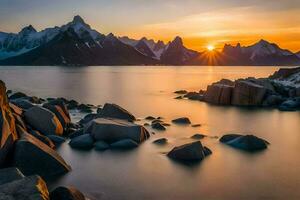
(50, 186, 85, 200)
(97, 103, 136, 121)
(145, 116, 156, 120)
(47, 135, 66, 145)
(69, 134, 94, 150)
(220, 134, 269, 151)
(172, 117, 191, 124)
(85, 118, 150, 143)
(190, 134, 206, 139)
(110, 139, 139, 149)
(167, 141, 211, 161)
(13, 133, 71, 178)
(24, 106, 63, 136)
(153, 138, 168, 145)
(94, 141, 110, 151)
(174, 90, 188, 94)
(151, 122, 166, 131)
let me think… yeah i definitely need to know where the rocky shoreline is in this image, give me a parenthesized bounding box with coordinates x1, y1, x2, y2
(0, 77, 272, 199)
(175, 67, 300, 111)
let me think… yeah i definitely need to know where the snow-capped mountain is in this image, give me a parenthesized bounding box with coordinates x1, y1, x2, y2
(296, 51, 300, 58)
(135, 40, 157, 58)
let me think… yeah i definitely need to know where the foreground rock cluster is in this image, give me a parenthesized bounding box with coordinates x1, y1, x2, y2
(175, 67, 300, 111)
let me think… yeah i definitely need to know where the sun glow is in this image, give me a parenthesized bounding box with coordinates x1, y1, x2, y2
(207, 45, 215, 51)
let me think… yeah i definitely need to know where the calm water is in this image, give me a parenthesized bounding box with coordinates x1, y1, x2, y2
(0, 66, 300, 200)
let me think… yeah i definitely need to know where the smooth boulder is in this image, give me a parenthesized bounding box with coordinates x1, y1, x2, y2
(97, 103, 136, 121)
(94, 141, 110, 151)
(43, 100, 70, 129)
(110, 139, 139, 149)
(172, 117, 191, 124)
(13, 133, 71, 178)
(167, 141, 211, 161)
(0, 167, 25, 185)
(47, 135, 66, 145)
(69, 134, 94, 150)
(24, 106, 63, 136)
(220, 134, 269, 151)
(153, 138, 168, 145)
(151, 122, 166, 131)
(50, 186, 85, 200)
(85, 118, 150, 143)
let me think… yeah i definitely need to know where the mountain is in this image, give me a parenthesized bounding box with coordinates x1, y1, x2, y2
(135, 40, 157, 58)
(0, 16, 157, 65)
(160, 36, 198, 65)
(296, 51, 300, 59)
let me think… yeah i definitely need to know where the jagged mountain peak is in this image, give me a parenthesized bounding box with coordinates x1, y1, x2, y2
(72, 15, 85, 24)
(19, 25, 37, 34)
(173, 36, 183, 44)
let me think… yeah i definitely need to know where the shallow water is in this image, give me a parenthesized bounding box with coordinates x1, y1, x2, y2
(0, 66, 300, 200)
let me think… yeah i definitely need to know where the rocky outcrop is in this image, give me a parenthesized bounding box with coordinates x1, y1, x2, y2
(171, 117, 191, 124)
(97, 103, 136, 121)
(0, 167, 25, 185)
(24, 106, 63, 136)
(50, 186, 85, 200)
(204, 80, 234, 105)
(167, 141, 211, 161)
(0, 80, 18, 166)
(85, 118, 149, 144)
(13, 133, 71, 178)
(69, 134, 94, 150)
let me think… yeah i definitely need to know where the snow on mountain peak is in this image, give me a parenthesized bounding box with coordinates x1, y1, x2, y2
(72, 15, 85, 24)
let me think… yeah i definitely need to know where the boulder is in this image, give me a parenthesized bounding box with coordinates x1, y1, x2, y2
(204, 83, 233, 105)
(145, 116, 156, 120)
(77, 104, 92, 113)
(66, 100, 79, 110)
(172, 117, 191, 125)
(174, 90, 188, 94)
(13, 133, 71, 178)
(11, 99, 34, 110)
(94, 141, 110, 151)
(151, 122, 166, 131)
(0, 175, 49, 200)
(0, 80, 18, 166)
(110, 139, 139, 149)
(43, 100, 70, 129)
(0, 167, 25, 185)
(69, 134, 94, 150)
(278, 99, 300, 111)
(50, 186, 85, 200)
(97, 103, 136, 121)
(24, 106, 63, 136)
(47, 135, 66, 145)
(153, 138, 168, 145)
(27, 129, 55, 149)
(190, 134, 206, 139)
(69, 129, 84, 139)
(184, 92, 203, 101)
(85, 118, 150, 143)
(78, 113, 97, 125)
(9, 92, 27, 100)
(9, 103, 23, 116)
(262, 95, 284, 106)
(231, 80, 268, 106)
(220, 134, 269, 151)
(167, 141, 211, 161)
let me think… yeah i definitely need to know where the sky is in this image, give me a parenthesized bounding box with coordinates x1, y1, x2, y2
(0, 0, 300, 52)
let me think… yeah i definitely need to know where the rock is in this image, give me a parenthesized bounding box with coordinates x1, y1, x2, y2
(0, 80, 18, 166)
(278, 99, 300, 111)
(47, 135, 66, 145)
(67, 100, 79, 110)
(0, 167, 25, 185)
(28, 96, 43, 104)
(9, 92, 27, 100)
(162, 123, 171, 126)
(184, 92, 203, 101)
(69, 129, 84, 139)
(50, 186, 85, 200)
(151, 122, 166, 131)
(153, 138, 168, 145)
(94, 141, 110, 151)
(11, 99, 34, 110)
(270, 67, 300, 79)
(13, 112, 27, 130)
(174, 90, 188, 94)
(190, 134, 206, 139)
(167, 141, 211, 161)
(97, 103, 136, 121)
(9, 102, 23, 115)
(231, 80, 268, 106)
(145, 116, 156, 120)
(172, 117, 191, 124)
(262, 95, 284, 106)
(24, 106, 63, 136)
(0, 175, 49, 200)
(204, 83, 234, 105)
(143, 123, 150, 126)
(85, 118, 150, 143)
(174, 96, 183, 99)
(69, 134, 94, 150)
(220, 134, 269, 151)
(151, 119, 163, 124)
(110, 139, 139, 149)
(13, 133, 71, 178)
(78, 113, 97, 125)
(77, 104, 92, 113)
(191, 124, 201, 127)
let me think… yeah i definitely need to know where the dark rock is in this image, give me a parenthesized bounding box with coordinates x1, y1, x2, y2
(174, 90, 188, 94)
(110, 139, 139, 149)
(167, 141, 211, 161)
(69, 129, 84, 139)
(24, 106, 63, 136)
(43, 99, 71, 128)
(97, 103, 136, 121)
(151, 122, 166, 131)
(9, 92, 27, 100)
(96, 107, 102, 114)
(278, 99, 300, 111)
(191, 124, 201, 127)
(143, 123, 150, 126)
(184, 92, 204, 100)
(172, 117, 191, 124)
(77, 104, 92, 113)
(94, 141, 110, 151)
(145, 116, 156, 120)
(191, 134, 206, 139)
(47, 135, 66, 145)
(11, 99, 34, 110)
(0, 167, 25, 185)
(153, 138, 168, 145)
(28, 96, 43, 104)
(262, 95, 284, 106)
(151, 119, 163, 124)
(220, 134, 269, 151)
(174, 96, 183, 99)
(85, 118, 150, 143)
(204, 83, 234, 105)
(13, 133, 71, 178)
(78, 113, 97, 125)
(67, 100, 79, 110)
(69, 134, 94, 150)
(0, 175, 49, 200)
(50, 186, 85, 200)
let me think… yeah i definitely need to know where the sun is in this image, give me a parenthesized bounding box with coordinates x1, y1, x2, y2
(207, 45, 215, 51)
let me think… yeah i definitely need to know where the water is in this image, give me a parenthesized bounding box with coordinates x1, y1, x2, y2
(0, 66, 300, 200)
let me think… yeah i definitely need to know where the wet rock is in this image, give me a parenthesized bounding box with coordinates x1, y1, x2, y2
(50, 186, 85, 200)
(85, 118, 150, 143)
(9, 92, 28, 100)
(67, 100, 79, 110)
(204, 83, 234, 105)
(191, 124, 201, 127)
(278, 99, 300, 111)
(47, 135, 66, 145)
(94, 141, 110, 151)
(174, 96, 183, 99)
(77, 104, 92, 113)
(172, 117, 191, 124)
(162, 123, 171, 126)
(190, 134, 206, 139)
(69, 134, 94, 150)
(220, 134, 269, 151)
(143, 123, 150, 126)
(110, 139, 139, 149)
(184, 92, 203, 100)
(78, 113, 97, 125)
(174, 90, 188, 94)
(167, 141, 211, 161)
(43, 99, 71, 128)
(97, 103, 136, 121)
(0, 167, 25, 185)
(24, 106, 63, 136)
(145, 116, 156, 120)
(11, 99, 34, 110)
(262, 95, 284, 106)
(69, 129, 84, 139)
(13, 133, 71, 178)
(151, 119, 163, 124)
(153, 138, 168, 145)
(96, 107, 102, 114)
(28, 96, 43, 104)
(0, 175, 49, 200)
(151, 122, 166, 131)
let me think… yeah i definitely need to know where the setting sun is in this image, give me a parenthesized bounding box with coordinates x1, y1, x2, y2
(207, 45, 215, 51)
